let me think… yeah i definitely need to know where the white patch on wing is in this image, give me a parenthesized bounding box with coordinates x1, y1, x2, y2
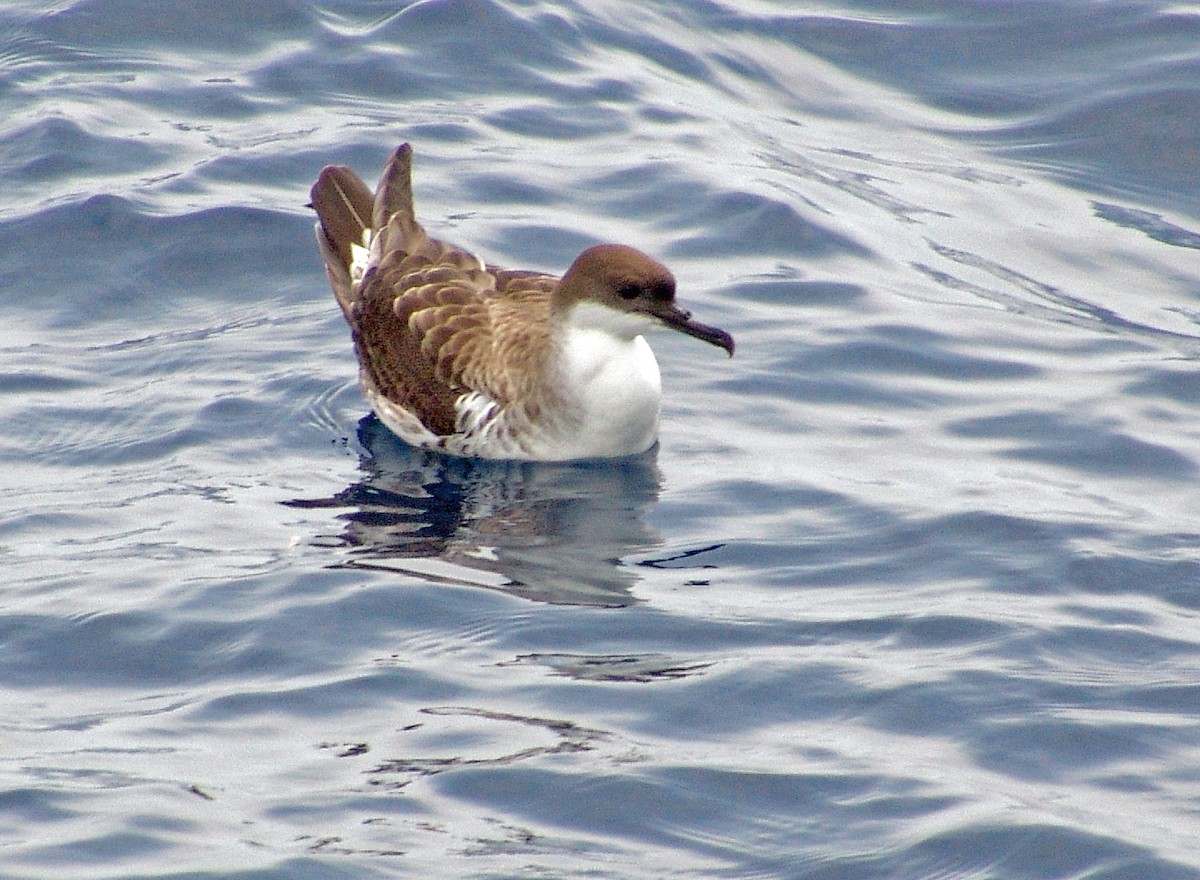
(350, 229, 373, 286)
(454, 391, 501, 437)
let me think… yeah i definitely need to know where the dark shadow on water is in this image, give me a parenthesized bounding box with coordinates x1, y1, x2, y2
(285, 415, 664, 607)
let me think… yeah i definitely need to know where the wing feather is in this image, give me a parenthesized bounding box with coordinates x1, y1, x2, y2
(314, 142, 561, 446)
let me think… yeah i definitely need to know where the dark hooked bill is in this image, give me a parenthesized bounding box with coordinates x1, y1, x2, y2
(655, 304, 735, 356)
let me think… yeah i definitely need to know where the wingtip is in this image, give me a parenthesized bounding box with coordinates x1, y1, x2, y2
(310, 164, 374, 272)
(374, 142, 416, 230)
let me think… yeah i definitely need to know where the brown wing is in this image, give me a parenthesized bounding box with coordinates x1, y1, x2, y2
(312, 143, 427, 318)
(315, 143, 559, 438)
(311, 164, 373, 319)
(353, 234, 493, 435)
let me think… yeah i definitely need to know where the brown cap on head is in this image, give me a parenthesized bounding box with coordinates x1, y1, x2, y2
(558, 244, 734, 356)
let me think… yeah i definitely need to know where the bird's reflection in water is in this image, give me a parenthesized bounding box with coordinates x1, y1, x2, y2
(289, 415, 665, 606)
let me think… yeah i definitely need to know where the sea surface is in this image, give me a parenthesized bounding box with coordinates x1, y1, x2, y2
(2, 1, 1200, 878)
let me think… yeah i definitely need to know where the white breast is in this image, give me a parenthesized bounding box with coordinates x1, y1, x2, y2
(553, 303, 663, 459)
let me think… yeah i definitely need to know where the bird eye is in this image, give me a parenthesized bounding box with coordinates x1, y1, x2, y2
(617, 283, 641, 300)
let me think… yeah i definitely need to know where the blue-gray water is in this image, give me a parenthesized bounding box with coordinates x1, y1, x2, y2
(3, 1, 1200, 878)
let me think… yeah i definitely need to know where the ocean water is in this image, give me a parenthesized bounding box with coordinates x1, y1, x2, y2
(2, 1, 1200, 878)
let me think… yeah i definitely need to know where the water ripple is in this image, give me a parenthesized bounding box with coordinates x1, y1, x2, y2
(2, 1, 1200, 878)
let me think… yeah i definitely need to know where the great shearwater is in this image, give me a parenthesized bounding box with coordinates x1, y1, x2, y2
(311, 142, 734, 461)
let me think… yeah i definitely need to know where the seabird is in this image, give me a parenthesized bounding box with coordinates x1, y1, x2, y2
(311, 143, 733, 461)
